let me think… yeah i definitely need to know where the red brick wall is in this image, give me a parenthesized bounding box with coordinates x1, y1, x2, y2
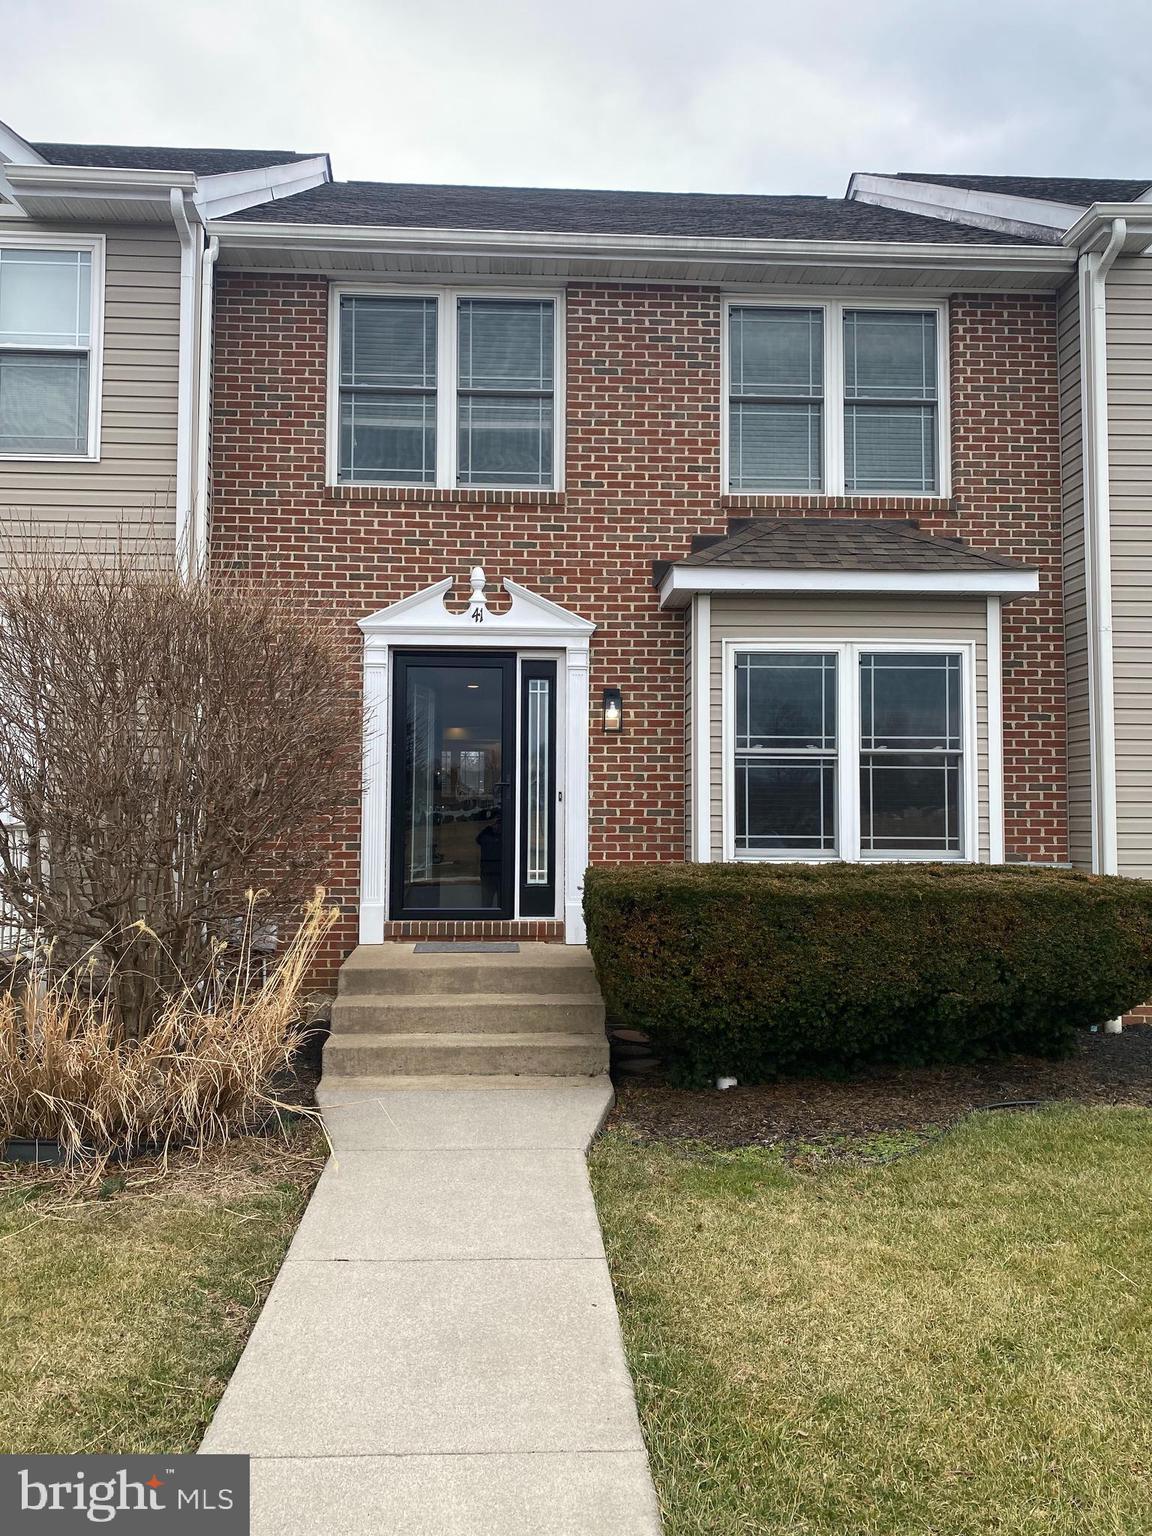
(210, 278, 1067, 982)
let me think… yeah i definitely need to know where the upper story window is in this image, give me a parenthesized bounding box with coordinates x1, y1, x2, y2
(726, 300, 945, 496)
(0, 239, 101, 460)
(334, 288, 560, 489)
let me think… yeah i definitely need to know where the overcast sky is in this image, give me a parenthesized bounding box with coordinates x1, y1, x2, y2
(4, 0, 1150, 196)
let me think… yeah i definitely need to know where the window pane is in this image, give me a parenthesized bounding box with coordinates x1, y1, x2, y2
(844, 403, 937, 492)
(458, 395, 553, 487)
(736, 652, 837, 750)
(860, 755, 961, 854)
(525, 676, 551, 886)
(0, 351, 88, 455)
(730, 401, 822, 491)
(340, 295, 437, 390)
(736, 759, 837, 853)
(458, 299, 553, 392)
(844, 310, 937, 401)
(729, 307, 823, 398)
(0, 248, 91, 348)
(339, 392, 435, 483)
(860, 653, 961, 750)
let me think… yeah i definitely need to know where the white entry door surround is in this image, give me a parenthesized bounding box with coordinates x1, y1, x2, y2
(358, 571, 596, 944)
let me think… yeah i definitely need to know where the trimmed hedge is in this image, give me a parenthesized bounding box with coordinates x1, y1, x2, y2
(584, 863, 1152, 1083)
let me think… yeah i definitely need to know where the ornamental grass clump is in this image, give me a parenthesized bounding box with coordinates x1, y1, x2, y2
(0, 890, 337, 1168)
(584, 862, 1152, 1084)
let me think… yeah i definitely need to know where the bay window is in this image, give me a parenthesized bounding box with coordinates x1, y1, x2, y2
(730, 643, 970, 861)
(726, 300, 945, 495)
(0, 239, 101, 460)
(334, 288, 560, 489)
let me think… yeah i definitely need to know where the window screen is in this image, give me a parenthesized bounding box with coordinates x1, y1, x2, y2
(0, 247, 93, 456)
(728, 307, 823, 491)
(843, 310, 938, 493)
(338, 295, 437, 484)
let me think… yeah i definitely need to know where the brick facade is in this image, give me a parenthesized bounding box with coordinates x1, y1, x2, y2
(210, 277, 1067, 984)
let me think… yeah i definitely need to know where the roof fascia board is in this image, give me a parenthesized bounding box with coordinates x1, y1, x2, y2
(0, 119, 46, 165)
(848, 173, 1080, 240)
(658, 565, 1040, 609)
(195, 155, 331, 219)
(211, 219, 1074, 276)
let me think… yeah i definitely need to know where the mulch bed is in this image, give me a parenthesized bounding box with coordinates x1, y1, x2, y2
(607, 1027, 1152, 1146)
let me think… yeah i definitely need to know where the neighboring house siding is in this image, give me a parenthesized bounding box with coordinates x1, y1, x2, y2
(1058, 277, 1092, 868)
(210, 275, 1067, 983)
(708, 594, 990, 860)
(1107, 256, 1152, 877)
(0, 222, 181, 548)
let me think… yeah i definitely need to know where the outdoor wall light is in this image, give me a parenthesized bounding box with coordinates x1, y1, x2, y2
(602, 687, 624, 733)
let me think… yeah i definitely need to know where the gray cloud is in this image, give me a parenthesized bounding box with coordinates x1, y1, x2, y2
(3, 0, 1149, 195)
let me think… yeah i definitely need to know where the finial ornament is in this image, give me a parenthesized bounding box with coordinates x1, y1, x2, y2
(468, 566, 488, 623)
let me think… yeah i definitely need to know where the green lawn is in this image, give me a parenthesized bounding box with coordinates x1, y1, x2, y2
(0, 1136, 322, 1454)
(590, 1107, 1152, 1536)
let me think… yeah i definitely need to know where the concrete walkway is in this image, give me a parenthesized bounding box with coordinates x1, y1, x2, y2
(201, 1075, 662, 1535)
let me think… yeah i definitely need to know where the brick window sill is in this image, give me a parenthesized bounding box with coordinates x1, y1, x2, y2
(327, 484, 566, 508)
(721, 493, 956, 514)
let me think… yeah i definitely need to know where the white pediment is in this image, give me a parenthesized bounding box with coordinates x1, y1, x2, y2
(359, 569, 595, 650)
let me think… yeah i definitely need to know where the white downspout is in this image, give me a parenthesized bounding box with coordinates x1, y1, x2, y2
(1079, 217, 1125, 885)
(192, 235, 219, 578)
(169, 188, 200, 581)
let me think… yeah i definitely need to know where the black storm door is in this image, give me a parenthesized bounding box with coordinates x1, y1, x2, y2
(390, 652, 516, 919)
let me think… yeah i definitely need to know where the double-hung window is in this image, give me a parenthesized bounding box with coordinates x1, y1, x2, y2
(730, 644, 969, 860)
(0, 238, 101, 460)
(726, 300, 944, 495)
(335, 289, 559, 488)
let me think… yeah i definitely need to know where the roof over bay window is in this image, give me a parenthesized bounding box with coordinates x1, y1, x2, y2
(655, 518, 1039, 608)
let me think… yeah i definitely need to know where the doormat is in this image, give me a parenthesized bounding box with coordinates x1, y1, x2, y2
(414, 941, 521, 953)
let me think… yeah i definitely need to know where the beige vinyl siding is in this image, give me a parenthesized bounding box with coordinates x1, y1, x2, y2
(0, 222, 181, 550)
(708, 594, 990, 861)
(1058, 277, 1093, 868)
(1106, 255, 1152, 876)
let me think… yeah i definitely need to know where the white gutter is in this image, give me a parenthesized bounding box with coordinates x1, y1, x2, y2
(210, 219, 1076, 277)
(1079, 216, 1126, 880)
(192, 234, 219, 577)
(658, 565, 1040, 609)
(170, 187, 201, 581)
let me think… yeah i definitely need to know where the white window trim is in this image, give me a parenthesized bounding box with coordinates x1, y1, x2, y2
(720, 295, 951, 497)
(721, 637, 978, 864)
(0, 230, 105, 464)
(327, 282, 565, 492)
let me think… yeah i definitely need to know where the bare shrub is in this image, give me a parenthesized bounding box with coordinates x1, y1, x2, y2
(0, 543, 361, 1036)
(0, 890, 337, 1167)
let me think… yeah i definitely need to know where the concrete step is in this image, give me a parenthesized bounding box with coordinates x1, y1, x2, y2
(331, 992, 606, 1037)
(323, 1031, 610, 1079)
(338, 944, 601, 997)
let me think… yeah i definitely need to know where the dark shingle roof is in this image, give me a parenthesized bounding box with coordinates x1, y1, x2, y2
(895, 172, 1152, 206)
(670, 518, 1033, 574)
(32, 142, 318, 175)
(223, 179, 1051, 244)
